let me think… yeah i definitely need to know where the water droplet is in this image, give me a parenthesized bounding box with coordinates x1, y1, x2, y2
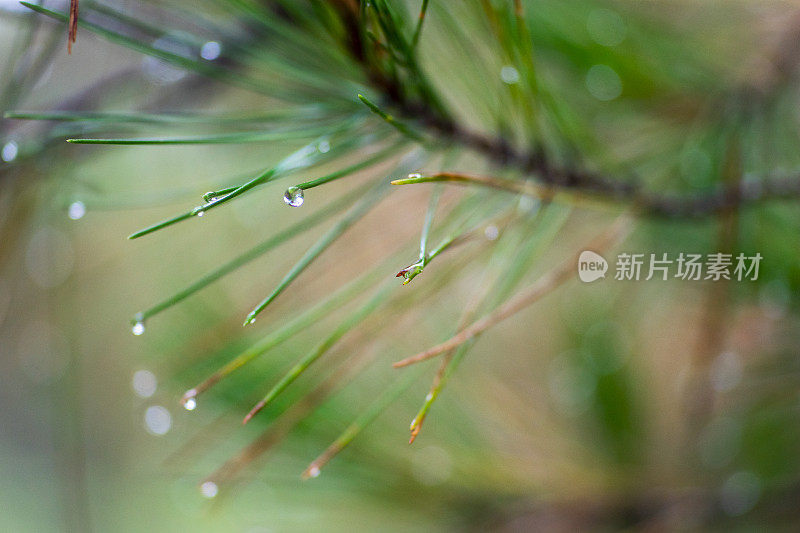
(720, 471, 761, 516)
(132, 321, 145, 336)
(68, 201, 86, 220)
(283, 186, 304, 207)
(132, 370, 157, 398)
(200, 481, 218, 498)
(586, 64, 622, 101)
(1, 141, 19, 162)
(317, 140, 330, 153)
(587, 8, 626, 47)
(200, 41, 221, 61)
(484, 225, 499, 241)
(407, 173, 422, 180)
(500, 65, 520, 84)
(183, 397, 197, 411)
(196, 210, 204, 217)
(425, 393, 433, 402)
(144, 405, 172, 435)
(244, 316, 256, 326)
(308, 466, 320, 478)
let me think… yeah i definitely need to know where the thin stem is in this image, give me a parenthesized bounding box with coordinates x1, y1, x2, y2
(393, 215, 632, 367)
(408, 204, 572, 442)
(201, 342, 379, 490)
(66, 123, 350, 145)
(301, 368, 423, 480)
(411, 0, 430, 48)
(5, 108, 332, 125)
(418, 184, 441, 261)
(134, 195, 353, 322)
(127, 137, 333, 239)
(242, 284, 393, 424)
(242, 177, 389, 325)
(294, 142, 404, 191)
(409, 343, 468, 443)
(395, 198, 497, 284)
(392, 171, 552, 197)
(181, 264, 388, 406)
(357, 94, 427, 143)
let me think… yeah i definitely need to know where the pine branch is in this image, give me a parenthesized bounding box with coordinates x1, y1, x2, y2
(394, 215, 632, 368)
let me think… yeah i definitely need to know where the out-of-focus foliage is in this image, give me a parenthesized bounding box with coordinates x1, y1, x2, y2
(1, 1, 800, 531)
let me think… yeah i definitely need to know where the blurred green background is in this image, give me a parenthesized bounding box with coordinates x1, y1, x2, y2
(2, 1, 800, 531)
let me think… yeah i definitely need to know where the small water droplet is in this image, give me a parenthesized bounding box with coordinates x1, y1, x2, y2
(244, 316, 256, 326)
(425, 393, 433, 402)
(200, 481, 218, 498)
(283, 186, 304, 207)
(484, 225, 499, 241)
(1, 141, 19, 162)
(407, 173, 422, 180)
(132, 370, 157, 398)
(144, 405, 171, 435)
(317, 140, 330, 153)
(586, 64, 622, 101)
(196, 210, 204, 217)
(500, 65, 520, 84)
(200, 41, 221, 61)
(68, 201, 86, 220)
(308, 466, 320, 478)
(132, 321, 145, 336)
(183, 397, 197, 411)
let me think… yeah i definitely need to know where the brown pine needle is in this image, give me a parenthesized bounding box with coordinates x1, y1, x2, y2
(393, 215, 632, 368)
(67, 0, 79, 54)
(391, 172, 630, 213)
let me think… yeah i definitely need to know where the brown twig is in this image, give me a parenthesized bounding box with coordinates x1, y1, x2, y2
(393, 170, 800, 218)
(67, 0, 78, 54)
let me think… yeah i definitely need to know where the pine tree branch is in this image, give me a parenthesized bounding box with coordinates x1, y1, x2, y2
(328, 4, 800, 219)
(393, 215, 631, 368)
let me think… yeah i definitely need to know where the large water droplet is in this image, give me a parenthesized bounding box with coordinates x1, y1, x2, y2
(183, 397, 197, 411)
(68, 201, 86, 220)
(132, 321, 145, 336)
(1, 141, 19, 162)
(500, 65, 520, 84)
(200, 481, 219, 498)
(317, 140, 330, 153)
(283, 186, 304, 207)
(144, 405, 172, 435)
(586, 64, 622, 101)
(407, 173, 422, 180)
(200, 41, 221, 61)
(132, 370, 157, 398)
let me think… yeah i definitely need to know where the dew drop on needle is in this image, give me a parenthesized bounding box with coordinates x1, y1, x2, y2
(283, 186, 304, 207)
